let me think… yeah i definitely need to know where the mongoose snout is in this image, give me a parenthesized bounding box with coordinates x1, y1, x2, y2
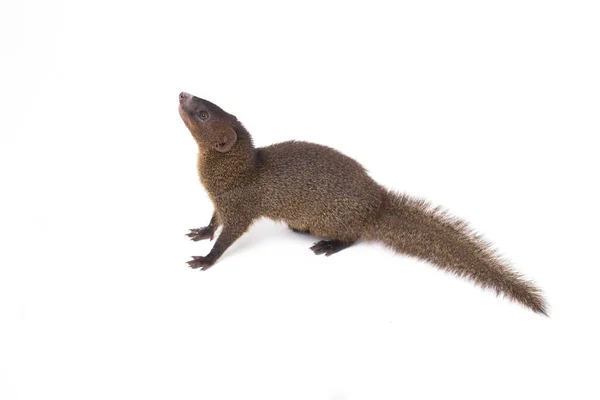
(178, 91, 194, 113)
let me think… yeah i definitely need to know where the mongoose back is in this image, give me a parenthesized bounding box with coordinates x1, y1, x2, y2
(178, 91, 548, 315)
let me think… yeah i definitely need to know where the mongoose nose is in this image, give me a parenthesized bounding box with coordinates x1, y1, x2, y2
(179, 92, 189, 102)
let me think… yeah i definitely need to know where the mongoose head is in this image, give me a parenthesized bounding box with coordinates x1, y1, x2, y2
(178, 92, 238, 153)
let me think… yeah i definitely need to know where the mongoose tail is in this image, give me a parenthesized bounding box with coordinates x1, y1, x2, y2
(366, 190, 548, 315)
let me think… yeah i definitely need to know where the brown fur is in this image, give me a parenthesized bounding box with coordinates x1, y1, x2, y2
(178, 92, 548, 315)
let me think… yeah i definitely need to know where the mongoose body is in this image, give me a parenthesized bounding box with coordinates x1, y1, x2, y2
(254, 141, 383, 240)
(178, 91, 548, 315)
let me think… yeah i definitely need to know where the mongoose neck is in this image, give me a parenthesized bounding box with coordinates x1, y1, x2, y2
(197, 121, 256, 196)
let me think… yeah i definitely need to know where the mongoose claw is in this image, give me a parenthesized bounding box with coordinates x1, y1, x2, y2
(186, 227, 214, 241)
(187, 256, 214, 271)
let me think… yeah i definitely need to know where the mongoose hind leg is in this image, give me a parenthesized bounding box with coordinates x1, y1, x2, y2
(289, 225, 311, 235)
(310, 240, 355, 256)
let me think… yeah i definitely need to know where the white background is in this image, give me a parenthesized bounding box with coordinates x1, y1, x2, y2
(1, 1, 599, 399)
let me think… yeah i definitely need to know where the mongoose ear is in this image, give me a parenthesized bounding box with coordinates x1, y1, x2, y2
(213, 126, 237, 153)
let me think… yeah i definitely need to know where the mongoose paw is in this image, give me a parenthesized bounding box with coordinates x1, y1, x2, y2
(186, 227, 214, 241)
(310, 240, 354, 256)
(187, 256, 214, 271)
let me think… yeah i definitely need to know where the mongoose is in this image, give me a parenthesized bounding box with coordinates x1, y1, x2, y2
(178, 91, 548, 315)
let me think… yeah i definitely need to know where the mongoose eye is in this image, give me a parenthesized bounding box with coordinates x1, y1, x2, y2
(199, 111, 209, 120)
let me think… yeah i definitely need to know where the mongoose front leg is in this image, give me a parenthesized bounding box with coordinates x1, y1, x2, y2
(310, 240, 355, 256)
(186, 212, 219, 241)
(187, 221, 250, 270)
